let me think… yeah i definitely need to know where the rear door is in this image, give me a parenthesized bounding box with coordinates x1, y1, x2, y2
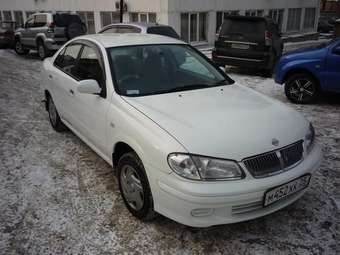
(21, 17, 34, 46)
(215, 17, 266, 60)
(29, 14, 48, 46)
(50, 43, 83, 124)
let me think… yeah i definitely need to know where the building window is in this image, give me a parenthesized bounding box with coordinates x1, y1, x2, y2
(3, 11, 12, 21)
(269, 9, 284, 31)
(181, 12, 207, 43)
(100, 12, 120, 27)
(129, 13, 157, 23)
(216, 11, 240, 32)
(13, 11, 24, 27)
(304, 8, 316, 29)
(245, 10, 264, 17)
(287, 8, 302, 31)
(0, 12, 2, 22)
(77, 12, 95, 34)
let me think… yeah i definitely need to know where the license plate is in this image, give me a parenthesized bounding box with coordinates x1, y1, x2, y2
(231, 43, 249, 50)
(263, 174, 311, 207)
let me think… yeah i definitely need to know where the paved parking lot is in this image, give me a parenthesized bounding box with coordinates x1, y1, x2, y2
(0, 49, 339, 255)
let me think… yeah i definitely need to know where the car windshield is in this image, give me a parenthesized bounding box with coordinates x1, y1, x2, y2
(107, 44, 233, 97)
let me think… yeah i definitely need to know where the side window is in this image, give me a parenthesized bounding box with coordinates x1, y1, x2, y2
(54, 44, 82, 77)
(117, 26, 141, 33)
(102, 27, 118, 33)
(75, 45, 105, 87)
(25, 18, 34, 28)
(34, 14, 47, 27)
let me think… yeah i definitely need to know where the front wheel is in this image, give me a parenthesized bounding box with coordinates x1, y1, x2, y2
(47, 95, 67, 132)
(285, 73, 320, 104)
(14, 40, 29, 55)
(117, 152, 156, 221)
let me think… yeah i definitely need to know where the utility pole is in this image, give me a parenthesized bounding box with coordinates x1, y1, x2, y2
(120, 0, 124, 22)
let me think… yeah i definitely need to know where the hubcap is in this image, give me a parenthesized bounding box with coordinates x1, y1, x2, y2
(120, 165, 144, 211)
(289, 78, 315, 102)
(48, 99, 57, 126)
(16, 42, 22, 52)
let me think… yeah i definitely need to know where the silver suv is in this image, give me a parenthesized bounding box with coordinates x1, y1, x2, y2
(14, 12, 86, 60)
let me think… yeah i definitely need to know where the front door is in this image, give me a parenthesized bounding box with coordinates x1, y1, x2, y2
(325, 43, 340, 93)
(21, 17, 34, 46)
(69, 42, 110, 156)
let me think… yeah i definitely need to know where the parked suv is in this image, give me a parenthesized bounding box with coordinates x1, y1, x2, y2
(14, 12, 86, 59)
(212, 16, 283, 74)
(99, 22, 180, 39)
(0, 21, 17, 48)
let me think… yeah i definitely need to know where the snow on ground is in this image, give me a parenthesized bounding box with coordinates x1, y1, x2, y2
(0, 49, 339, 255)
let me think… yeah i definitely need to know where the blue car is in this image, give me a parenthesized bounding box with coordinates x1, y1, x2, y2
(275, 38, 340, 103)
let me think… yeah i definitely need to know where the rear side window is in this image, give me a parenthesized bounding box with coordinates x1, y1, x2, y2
(147, 26, 180, 39)
(117, 26, 141, 33)
(34, 14, 47, 27)
(54, 44, 82, 77)
(101, 27, 118, 33)
(220, 19, 265, 38)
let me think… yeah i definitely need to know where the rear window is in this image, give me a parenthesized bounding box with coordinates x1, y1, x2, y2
(53, 14, 82, 27)
(147, 26, 180, 39)
(220, 19, 266, 37)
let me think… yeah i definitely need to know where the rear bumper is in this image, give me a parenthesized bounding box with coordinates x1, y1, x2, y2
(213, 53, 270, 69)
(147, 143, 322, 227)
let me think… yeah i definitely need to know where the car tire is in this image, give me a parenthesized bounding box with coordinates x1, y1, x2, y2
(117, 152, 157, 221)
(14, 39, 29, 55)
(37, 41, 49, 60)
(285, 72, 320, 104)
(47, 95, 67, 132)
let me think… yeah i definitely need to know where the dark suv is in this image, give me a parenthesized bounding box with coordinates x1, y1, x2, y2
(212, 16, 283, 73)
(14, 12, 86, 60)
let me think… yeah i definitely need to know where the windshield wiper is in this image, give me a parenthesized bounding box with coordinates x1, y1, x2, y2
(157, 84, 211, 94)
(213, 79, 229, 86)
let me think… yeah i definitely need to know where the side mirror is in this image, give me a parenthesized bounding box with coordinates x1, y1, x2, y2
(77, 79, 101, 95)
(332, 47, 340, 55)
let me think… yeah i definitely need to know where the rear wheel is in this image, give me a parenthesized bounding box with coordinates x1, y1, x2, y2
(117, 152, 156, 221)
(285, 72, 320, 104)
(37, 41, 49, 60)
(14, 39, 29, 55)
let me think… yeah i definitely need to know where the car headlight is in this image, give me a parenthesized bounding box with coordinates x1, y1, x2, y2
(168, 153, 244, 181)
(305, 123, 315, 153)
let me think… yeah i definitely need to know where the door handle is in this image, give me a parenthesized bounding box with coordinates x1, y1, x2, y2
(48, 74, 53, 80)
(69, 89, 75, 96)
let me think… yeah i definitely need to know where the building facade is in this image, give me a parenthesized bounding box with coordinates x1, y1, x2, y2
(0, 0, 320, 45)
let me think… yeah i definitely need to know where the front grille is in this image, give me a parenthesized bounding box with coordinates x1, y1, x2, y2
(243, 141, 304, 178)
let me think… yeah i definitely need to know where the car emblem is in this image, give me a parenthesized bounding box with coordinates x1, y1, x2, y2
(272, 138, 279, 146)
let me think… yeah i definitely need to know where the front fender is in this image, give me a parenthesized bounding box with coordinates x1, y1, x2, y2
(276, 58, 323, 84)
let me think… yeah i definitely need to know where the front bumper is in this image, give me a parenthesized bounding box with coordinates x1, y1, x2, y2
(147, 143, 322, 227)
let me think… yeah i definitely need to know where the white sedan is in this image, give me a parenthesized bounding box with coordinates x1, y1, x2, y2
(42, 34, 322, 227)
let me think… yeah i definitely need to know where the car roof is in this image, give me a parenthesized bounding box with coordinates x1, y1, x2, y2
(76, 33, 186, 48)
(224, 15, 270, 22)
(103, 22, 171, 29)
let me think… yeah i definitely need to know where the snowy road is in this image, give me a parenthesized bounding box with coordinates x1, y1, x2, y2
(0, 49, 339, 254)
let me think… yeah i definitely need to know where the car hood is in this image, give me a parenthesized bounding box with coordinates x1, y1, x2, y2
(283, 46, 327, 60)
(123, 85, 309, 161)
